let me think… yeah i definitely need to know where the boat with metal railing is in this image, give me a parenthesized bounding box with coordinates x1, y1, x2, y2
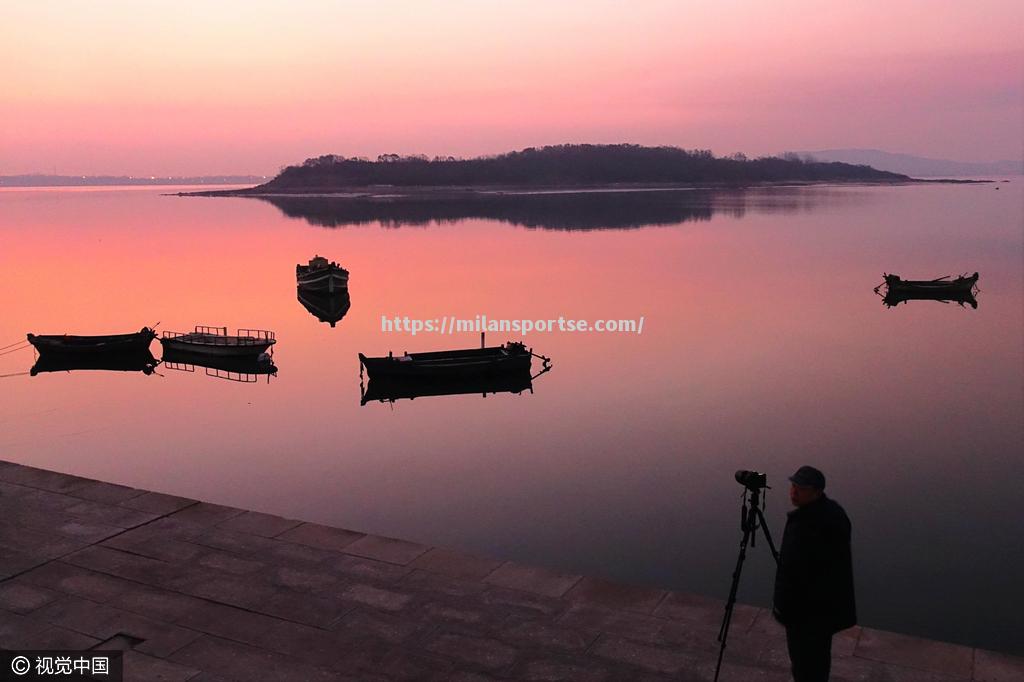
(297, 255, 349, 293)
(159, 326, 276, 357)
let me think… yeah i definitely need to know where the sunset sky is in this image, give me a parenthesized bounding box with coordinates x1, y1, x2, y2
(1, 1, 1021, 176)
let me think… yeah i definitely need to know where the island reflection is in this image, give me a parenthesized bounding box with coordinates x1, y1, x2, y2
(255, 187, 847, 231)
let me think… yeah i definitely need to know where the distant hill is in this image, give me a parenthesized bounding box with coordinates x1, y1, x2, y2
(248, 144, 909, 192)
(789, 149, 1022, 177)
(0, 174, 267, 187)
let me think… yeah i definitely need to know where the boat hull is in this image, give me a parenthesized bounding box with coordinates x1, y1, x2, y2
(27, 329, 156, 356)
(296, 265, 349, 292)
(884, 273, 978, 294)
(160, 337, 275, 357)
(359, 345, 531, 379)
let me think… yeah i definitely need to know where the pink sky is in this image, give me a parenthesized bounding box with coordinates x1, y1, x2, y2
(1, 1, 1021, 176)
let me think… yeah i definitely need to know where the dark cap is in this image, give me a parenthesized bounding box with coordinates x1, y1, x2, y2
(789, 465, 826, 490)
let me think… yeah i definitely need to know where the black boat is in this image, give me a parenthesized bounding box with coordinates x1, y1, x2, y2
(160, 326, 276, 357)
(26, 328, 156, 356)
(30, 349, 159, 376)
(882, 272, 978, 294)
(297, 288, 351, 327)
(361, 367, 541, 405)
(876, 272, 980, 308)
(297, 255, 349, 293)
(359, 340, 539, 379)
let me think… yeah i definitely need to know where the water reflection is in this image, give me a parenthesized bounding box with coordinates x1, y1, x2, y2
(360, 365, 550, 405)
(30, 349, 159, 376)
(256, 187, 847, 230)
(297, 288, 352, 327)
(875, 272, 980, 309)
(162, 348, 278, 383)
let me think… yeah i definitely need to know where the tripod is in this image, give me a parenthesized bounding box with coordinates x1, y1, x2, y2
(713, 484, 780, 682)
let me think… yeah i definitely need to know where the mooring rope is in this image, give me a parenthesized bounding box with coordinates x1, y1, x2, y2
(0, 342, 31, 357)
(0, 371, 30, 379)
(0, 338, 29, 351)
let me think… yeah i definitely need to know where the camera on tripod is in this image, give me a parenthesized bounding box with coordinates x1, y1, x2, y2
(734, 469, 767, 490)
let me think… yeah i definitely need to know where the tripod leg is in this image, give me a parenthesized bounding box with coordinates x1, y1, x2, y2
(714, 524, 753, 682)
(754, 507, 780, 564)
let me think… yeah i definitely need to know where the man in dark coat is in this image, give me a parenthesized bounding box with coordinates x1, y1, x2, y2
(773, 466, 856, 682)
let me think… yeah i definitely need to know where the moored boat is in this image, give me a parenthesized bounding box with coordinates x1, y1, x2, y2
(360, 366, 543, 405)
(882, 272, 978, 294)
(26, 328, 156, 356)
(160, 326, 276, 357)
(297, 255, 349, 293)
(359, 340, 542, 379)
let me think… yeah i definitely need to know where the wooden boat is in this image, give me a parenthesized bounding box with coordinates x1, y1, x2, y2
(360, 366, 544, 405)
(26, 328, 156, 356)
(160, 326, 275, 357)
(359, 341, 540, 379)
(882, 272, 978, 294)
(297, 288, 351, 327)
(30, 349, 159, 376)
(296, 255, 349, 293)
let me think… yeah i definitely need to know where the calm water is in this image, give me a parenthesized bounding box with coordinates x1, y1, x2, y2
(1, 182, 1022, 655)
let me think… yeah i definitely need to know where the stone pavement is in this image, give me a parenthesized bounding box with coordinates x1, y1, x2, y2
(1, 459, 1021, 681)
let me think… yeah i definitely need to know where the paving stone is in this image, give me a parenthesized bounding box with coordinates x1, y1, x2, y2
(103, 534, 205, 564)
(342, 534, 431, 565)
(484, 562, 582, 598)
(216, 510, 302, 538)
(68, 480, 146, 505)
(326, 553, 416, 582)
(855, 627, 974, 677)
(340, 583, 413, 611)
(63, 545, 184, 586)
(0, 550, 49, 580)
(410, 547, 504, 581)
(258, 588, 353, 628)
(253, 619, 390, 672)
(565, 577, 667, 615)
(401, 569, 489, 598)
(507, 655, 615, 682)
(190, 528, 335, 565)
(332, 607, 434, 643)
(173, 601, 280, 646)
(120, 492, 197, 514)
(64, 499, 160, 529)
(107, 584, 207, 623)
(482, 586, 567, 619)
(589, 634, 697, 676)
(170, 634, 343, 681)
(19, 561, 134, 602)
(376, 649, 457, 681)
(654, 591, 759, 632)
(276, 522, 364, 551)
(0, 463, 93, 493)
(0, 581, 62, 613)
(122, 649, 201, 682)
(497, 616, 600, 653)
(6, 624, 101, 650)
(0, 607, 51, 648)
(556, 603, 663, 640)
(264, 565, 341, 592)
(167, 502, 245, 528)
(195, 551, 265, 575)
(974, 648, 1024, 681)
(421, 630, 519, 670)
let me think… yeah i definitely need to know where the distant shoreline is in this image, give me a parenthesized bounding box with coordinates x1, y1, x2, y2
(178, 177, 992, 199)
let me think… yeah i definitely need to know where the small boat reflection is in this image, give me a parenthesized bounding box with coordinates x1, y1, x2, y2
(30, 350, 160, 376)
(161, 348, 278, 383)
(875, 272, 980, 309)
(297, 288, 351, 327)
(360, 365, 551, 405)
